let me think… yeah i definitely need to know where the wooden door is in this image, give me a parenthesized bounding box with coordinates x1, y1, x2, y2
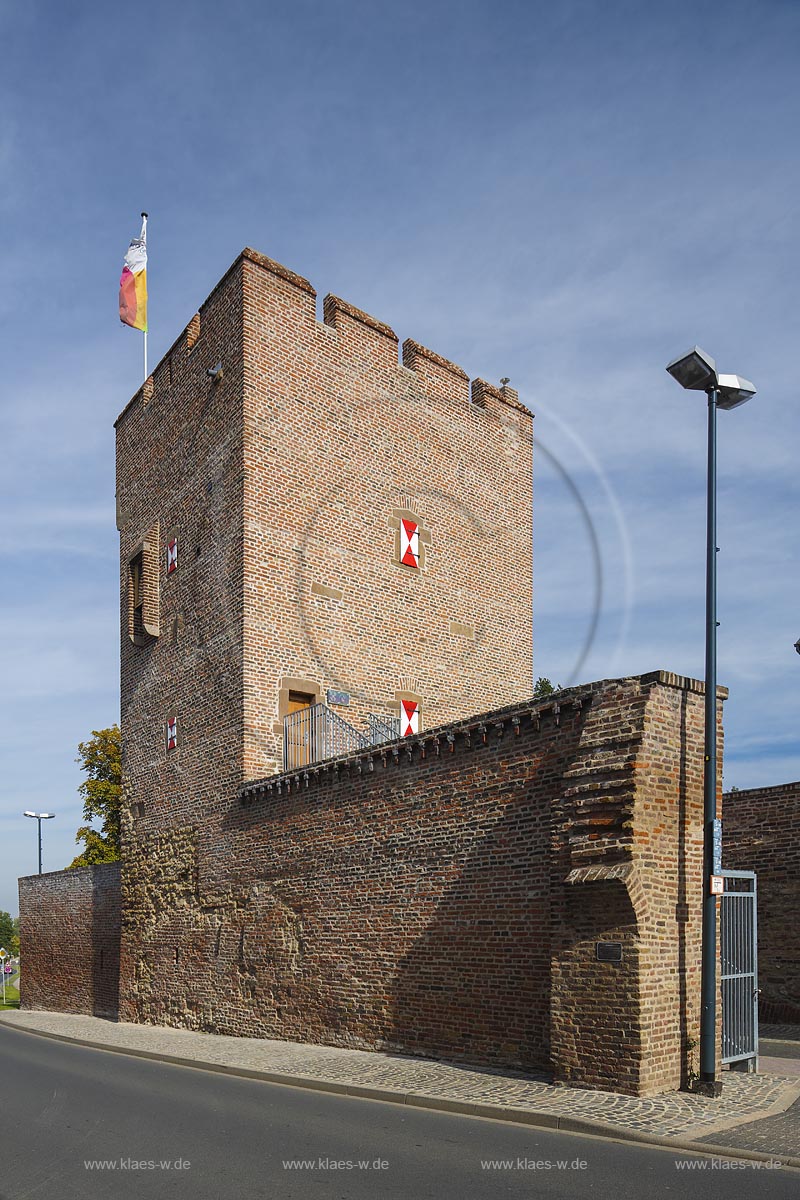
(285, 691, 315, 767)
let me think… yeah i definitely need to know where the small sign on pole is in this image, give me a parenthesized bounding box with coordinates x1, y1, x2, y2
(712, 818, 723, 874)
(710, 875, 725, 896)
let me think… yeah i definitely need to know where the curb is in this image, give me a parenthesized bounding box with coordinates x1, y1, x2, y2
(2, 1015, 799, 1170)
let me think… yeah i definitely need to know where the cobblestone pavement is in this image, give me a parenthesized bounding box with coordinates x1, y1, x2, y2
(696, 1094, 800, 1158)
(2, 1009, 799, 1156)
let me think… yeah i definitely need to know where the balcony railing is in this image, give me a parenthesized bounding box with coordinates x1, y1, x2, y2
(366, 713, 401, 745)
(283, 705, 404, 771)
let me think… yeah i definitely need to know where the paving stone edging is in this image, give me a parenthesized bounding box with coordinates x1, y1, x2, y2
(2, 1011, 798, 1169)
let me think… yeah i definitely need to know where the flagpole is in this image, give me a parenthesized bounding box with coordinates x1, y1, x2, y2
(142, 211, 149, 382)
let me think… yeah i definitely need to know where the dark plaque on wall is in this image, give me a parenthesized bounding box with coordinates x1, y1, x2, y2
(596, 941, 623, 963)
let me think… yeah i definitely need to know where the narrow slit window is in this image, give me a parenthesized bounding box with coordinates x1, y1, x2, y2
(130, 552, 144, 642)
(399, 519, 419, 568)
(127, 523, 160, 642)
(400, 699, 420, 736)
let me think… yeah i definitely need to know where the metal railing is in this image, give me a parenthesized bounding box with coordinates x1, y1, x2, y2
(283, 703, 371, 771)
(366, 713, 401, 745)
(283, 706, 405, 770)
(720, 870, 759, 1069)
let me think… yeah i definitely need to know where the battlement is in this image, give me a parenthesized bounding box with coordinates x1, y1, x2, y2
(115, 247, 534, 430)
(116, 240, 535, 805)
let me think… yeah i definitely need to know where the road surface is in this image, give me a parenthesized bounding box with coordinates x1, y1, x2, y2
(1, 1023, 796, 1200)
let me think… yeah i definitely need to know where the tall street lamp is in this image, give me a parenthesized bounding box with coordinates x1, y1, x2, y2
(23, 811, 56, 875)
(666, 347, 756, 1096)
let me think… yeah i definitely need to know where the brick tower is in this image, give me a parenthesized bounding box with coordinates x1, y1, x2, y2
(116, 248, 533, 829)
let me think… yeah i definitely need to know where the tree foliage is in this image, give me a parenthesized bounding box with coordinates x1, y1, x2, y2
(533, 677, 561, 699)
(69, 725, 122, 868)
(0, 912, 18, 957)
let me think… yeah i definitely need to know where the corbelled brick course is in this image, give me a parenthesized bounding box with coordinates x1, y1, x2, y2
(18, 249, 731, 1099)
(116, 671, 721, 1097)
(115, 247, 534, 824)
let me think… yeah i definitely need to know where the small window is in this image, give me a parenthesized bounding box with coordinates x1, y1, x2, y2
(131, 553, 144, 610)
(400, 699, 420, 736)
(128, 523, 160, 642)
(166, 714, 178, 751)
(390, 507, 428, 570)
(166, 537, 178, 574)
(399, 519, 419, 568)
(130, 553, 144, 641)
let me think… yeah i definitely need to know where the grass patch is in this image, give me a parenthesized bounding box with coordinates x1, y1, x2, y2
(0, 981, 20, 1009)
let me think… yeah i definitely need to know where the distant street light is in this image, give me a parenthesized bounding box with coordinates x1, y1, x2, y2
(666, 346, 756, 1096)
(23, 811, 55, 875)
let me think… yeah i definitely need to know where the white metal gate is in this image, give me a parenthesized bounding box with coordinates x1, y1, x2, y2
(719, 870, 758, 1071)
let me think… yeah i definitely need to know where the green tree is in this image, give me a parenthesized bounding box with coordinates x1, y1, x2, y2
(69, 725, 122, 868)
(533, 677, 562, 699)
(0, 911, 18, 956)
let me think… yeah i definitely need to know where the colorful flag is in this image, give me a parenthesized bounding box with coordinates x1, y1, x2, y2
(119, 214, 148, 331)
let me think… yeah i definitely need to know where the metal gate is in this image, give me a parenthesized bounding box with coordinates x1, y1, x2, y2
(719, 870, 758, 1070)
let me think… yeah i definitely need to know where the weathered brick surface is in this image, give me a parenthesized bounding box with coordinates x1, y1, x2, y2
(18, 864, 120, 1018)
(115, 247, 534, 832)
(17, 251, 730, 1097)
(723, 781, 800, 1024)
(115, 671, 718, 1096)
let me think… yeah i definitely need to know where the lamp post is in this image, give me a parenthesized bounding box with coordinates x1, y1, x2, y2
(23, 811, 55, 875)
(666, 347, 756, 1096)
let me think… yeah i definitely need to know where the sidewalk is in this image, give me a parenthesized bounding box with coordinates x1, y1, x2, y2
(1, 1008, 798, 1166)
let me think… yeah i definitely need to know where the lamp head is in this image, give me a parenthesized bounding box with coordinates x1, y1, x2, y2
(666, 346, 717, 391)
(716, 373, 756, 410)
(794, 637, 800, 656)
(23, 811, 36, 818)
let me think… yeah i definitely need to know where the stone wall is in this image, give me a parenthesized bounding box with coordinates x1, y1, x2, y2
(18, 863, 120, 1018)
(724, 781, 800, 1025)
(115, 247, 534, 835)
(116, 671, 720, 1096)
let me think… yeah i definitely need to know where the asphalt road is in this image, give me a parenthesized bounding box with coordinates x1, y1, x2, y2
(0, 1024, 797, 1200)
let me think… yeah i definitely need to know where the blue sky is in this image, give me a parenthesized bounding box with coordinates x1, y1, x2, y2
(1, 0, 798, 914)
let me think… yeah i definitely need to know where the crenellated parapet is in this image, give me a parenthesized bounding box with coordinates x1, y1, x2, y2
(116, 248, 533, 431)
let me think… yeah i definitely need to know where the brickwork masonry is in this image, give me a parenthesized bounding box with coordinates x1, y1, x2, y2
(114, 671, 722, 1097)
(18, 863, 120, 1018)
(723, 781, 800, 1025)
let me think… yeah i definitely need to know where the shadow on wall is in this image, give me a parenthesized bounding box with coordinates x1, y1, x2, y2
(386, 736, 572, 1073)
(92, 865, 120, 1019)
(140, 701, 592, 1062)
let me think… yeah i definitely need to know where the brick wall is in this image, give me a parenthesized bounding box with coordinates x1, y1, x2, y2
(115, 248, 534, 844)
(723, 781, 800, 1025)
(114, 671, 718, 1096)
(18, 863, 120, 1018)
(116, 257, 247, 838)
(241, 252, 534, 782)
(13, 248, 726, 1095)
